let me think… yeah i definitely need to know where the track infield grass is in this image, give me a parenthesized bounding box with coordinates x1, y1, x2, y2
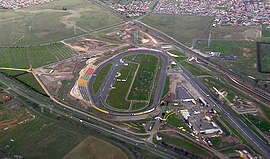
(127, 54, 159, 100)
(92, 63, 113, 94)
(106, 62, 138, 110)
(106, 54, 160, 110)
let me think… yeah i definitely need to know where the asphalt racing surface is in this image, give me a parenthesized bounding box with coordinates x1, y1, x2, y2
(88, 48, 169, 115)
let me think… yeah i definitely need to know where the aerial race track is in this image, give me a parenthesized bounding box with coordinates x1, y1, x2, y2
(80, 48, 169, 116)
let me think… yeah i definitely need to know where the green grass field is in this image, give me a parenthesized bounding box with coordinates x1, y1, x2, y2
(106, 54, 160, 110)
(158, 134, 212, 157)
(219, 116, 252, 148)
(0, 43, 75, 69)
(15, 73, 46, 94)
(0, 70, 46, 95)
(162, 76, 170, 97)
(245, 114, 270, 135)
(0, 116, 85, 158)
(64, 136, 128, 159)
(0, 70, 25, 76)
(167, 114, 188, 130)
(106, 63, 138, 110)
(141, 14, 214, 46)
(208, 137, 223, 149)
(92, 63, 113, 94)
(0, 0, 123, 46)
(127, 54, 158, 100)
(258, 43, 270, 72)
(262, 25, 270, 37)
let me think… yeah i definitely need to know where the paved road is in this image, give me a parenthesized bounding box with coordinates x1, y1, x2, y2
(0, 73, 188, 159)
(88, 48, 169, 115)
(134, 20, 270, 158)
(136, 20, 270, 107)
(171, 58, 270, 158)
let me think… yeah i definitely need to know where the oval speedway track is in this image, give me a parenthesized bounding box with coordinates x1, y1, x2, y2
(87, 48, 169, 116)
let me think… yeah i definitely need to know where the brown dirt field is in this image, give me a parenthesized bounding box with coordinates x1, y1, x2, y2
(64, 136, 128, 159)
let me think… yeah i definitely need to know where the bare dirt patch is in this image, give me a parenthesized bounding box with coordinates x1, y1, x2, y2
(34, 56, 85, 94)
(231, 96, 259, 115)
(211, 25, 261, 40)
(70, 38, 112, 54)
(242, 48, 253, 59)
(0, 102, 35, 131)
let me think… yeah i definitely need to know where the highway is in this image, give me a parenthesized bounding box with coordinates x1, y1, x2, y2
(0, 73, 187, 159)
(132, 20, 270, 158)
(88, 48, 169, 115)
(1, 11, 269, 158)
(87, 46, 270, 157)
(171, 57, 270, 158)
(136, 20, 270, 108)
(2, 49, 269, 158)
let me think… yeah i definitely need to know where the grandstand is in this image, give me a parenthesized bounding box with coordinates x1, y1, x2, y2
(78, 67, 94, 101)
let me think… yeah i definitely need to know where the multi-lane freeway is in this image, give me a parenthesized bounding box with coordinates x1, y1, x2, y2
(1, 12, 270, 158)
(170, 53, 270, 158)
(0, 73, 188, 159)
(132, 20, 270, 158)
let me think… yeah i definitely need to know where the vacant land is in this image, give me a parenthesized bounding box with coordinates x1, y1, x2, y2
(210, 25, 261, 40)
(64, 136, 128, 159)
(127, 54, 158, 100)
(141, 14, 214, 46)
(0, 43, 74, 69)
(195, 40, 270, 80)
(92, 63, 112, 94)
(100, 0, 133, 5)
(0, 0, 123, 46)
